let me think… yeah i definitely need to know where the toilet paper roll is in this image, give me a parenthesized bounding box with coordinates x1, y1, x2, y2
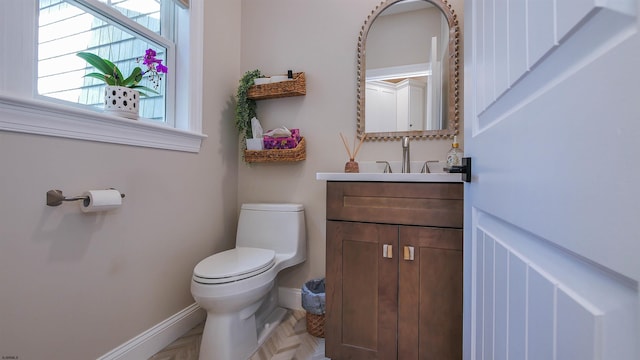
(81, 189, 122, 213)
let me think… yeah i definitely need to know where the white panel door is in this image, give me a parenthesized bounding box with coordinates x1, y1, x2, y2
(464, 1, 639, 359)
(365, 83, 397, 132)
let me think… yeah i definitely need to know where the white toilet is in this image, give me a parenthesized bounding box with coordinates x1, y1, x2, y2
(191, 203, 306, 360)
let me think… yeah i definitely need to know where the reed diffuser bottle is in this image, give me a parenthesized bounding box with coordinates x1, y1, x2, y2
(340, 133, 366, 173)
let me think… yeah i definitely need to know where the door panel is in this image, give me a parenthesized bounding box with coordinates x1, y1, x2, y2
(465, 0, 639, 359)
(342, 239, 379, 349)
(399, 226, 462, 360)
(506, 0, 527, 88)
(418, 246, 463, 360)
(472, 213, 636, 359)
(526, 0, 555, 66)
(326, 221, 398, 359)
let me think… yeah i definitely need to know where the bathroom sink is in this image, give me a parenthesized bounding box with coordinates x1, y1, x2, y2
(316, 161, 462, 183)
(316, 172, 462, 182)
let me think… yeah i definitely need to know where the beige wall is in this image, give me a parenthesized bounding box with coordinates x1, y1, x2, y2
(239, 0, 463, 289)
(0, 0, 463, 358)
(367, 8, 443, 69)
(0, 1, 241, 359)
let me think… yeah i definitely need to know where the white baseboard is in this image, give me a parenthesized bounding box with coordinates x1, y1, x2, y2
(97, 303, 205, 360)
(278, 286, 303, 310)
(97, 288, 302, 360)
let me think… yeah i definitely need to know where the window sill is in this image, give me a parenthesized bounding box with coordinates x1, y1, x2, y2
(0, 93, 206, 153)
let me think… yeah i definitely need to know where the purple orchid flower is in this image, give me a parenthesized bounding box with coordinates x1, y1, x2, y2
(156, 63, 168, 74)
(136, 48, 168, 90)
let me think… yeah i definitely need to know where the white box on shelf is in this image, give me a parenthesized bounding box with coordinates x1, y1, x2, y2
(246, 138, 264, 150)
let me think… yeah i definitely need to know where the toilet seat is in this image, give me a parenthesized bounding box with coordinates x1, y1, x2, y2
(193, 247, 276, 284)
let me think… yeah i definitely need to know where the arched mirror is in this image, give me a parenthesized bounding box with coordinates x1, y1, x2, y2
(357, 0, 460, 140)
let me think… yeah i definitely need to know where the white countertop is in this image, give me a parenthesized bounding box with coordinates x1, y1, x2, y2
(316, 172, 462, 183)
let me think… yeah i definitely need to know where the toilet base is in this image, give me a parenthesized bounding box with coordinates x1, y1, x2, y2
(256, 306, 288, 347)
(199, 310, 257, 360)
(198, 306, 289, 360)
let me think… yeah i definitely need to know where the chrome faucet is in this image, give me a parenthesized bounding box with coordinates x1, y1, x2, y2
(421, 160, 440, 174)
(376, 160, 392, 173)
(401, 136, 410, 173)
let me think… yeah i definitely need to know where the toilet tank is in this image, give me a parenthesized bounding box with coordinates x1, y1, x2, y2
(236, 203, 306, 260)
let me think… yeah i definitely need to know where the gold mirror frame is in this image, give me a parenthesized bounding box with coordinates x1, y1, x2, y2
(357, 0, 460, 141)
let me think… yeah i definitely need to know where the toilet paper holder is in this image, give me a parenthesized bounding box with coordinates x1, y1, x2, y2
(46, 189, 125, 207)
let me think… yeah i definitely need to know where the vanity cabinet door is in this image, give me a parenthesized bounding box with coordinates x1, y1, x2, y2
(398, 226, 463, 360)
(326, 220, 398, 360)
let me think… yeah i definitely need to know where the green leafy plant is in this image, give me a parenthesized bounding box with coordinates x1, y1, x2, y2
(235, 69, 263, 143)
(77, 48, 168, 97)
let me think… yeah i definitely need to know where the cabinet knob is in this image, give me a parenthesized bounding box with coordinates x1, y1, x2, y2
(403, 246, 415, 261)
(383, 244, 393, 258)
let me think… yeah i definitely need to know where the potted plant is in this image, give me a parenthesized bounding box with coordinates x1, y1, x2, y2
(77, 48, 168, 119)
(235, 69, 263, 148)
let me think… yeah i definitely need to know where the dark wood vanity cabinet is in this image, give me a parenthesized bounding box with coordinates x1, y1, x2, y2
(325, 181, 463, 360)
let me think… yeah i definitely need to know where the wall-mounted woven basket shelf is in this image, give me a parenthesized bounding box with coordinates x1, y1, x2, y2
(247, 72, 306, 100)
(244, 137, 306, 163)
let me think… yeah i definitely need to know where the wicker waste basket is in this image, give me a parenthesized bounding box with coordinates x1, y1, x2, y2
(301, 278, 325, 338)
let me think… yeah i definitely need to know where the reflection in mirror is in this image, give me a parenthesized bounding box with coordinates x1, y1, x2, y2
(357, 0, 460, 141)
(366, 1, 448, 132)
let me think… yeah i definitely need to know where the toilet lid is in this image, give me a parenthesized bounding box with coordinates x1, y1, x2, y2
(193, 247, 275, 284)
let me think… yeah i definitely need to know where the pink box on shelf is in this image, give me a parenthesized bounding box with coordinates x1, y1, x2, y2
(263, 128, 302, 150)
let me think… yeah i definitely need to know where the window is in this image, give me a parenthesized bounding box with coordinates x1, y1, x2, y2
(0, 0, 205, 152)
(38, 0, 171, 123)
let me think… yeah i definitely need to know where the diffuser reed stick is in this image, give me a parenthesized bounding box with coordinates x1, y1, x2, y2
(353, 133, 367, 159)
(339, 132, 367, 173)
(339, 133, 353, 160)
(339, 132, 367, 160)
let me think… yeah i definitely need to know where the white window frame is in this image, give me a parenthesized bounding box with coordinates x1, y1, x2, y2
(0, 0, 206, 153)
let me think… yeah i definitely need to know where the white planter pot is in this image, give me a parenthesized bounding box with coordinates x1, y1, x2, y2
(104, 86, 140, 119)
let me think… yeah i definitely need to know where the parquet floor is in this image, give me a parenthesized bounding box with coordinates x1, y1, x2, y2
(149, 310, 326, 360)
(148, 322, 203, 360)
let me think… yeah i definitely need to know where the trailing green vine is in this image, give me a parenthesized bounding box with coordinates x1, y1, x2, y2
(235, 69, 263, 146)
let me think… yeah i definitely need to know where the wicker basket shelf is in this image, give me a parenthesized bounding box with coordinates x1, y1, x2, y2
(244, 137, 306, 163)
(247, 72, 306, 100)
